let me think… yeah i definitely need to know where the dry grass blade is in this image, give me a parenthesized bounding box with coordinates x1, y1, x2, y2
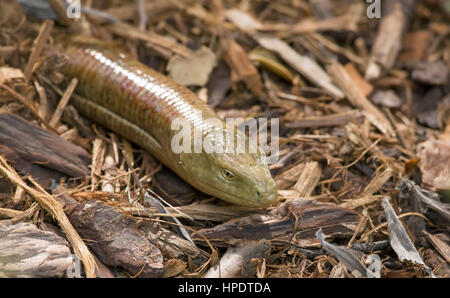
(0, 84, 58, 133)
(108, 22, 193, 58)
(49, 78, 78, 128)
(0, 156, 97, 278)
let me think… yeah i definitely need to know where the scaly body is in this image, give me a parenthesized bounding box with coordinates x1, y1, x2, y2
(61, 39, 277, 207)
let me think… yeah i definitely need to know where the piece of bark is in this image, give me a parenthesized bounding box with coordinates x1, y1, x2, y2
(417, 140, 450, 190)
(291, 161, 321, 199)
(124, 202, 257, 222)
(204, 240, 271, 278)
(423, 248, 450, 278)
(38, 217, 116, 278)
(0, 146, 63, 189)
(152, 166, 199, 206)
(0, 222, 73, 278)
(138, 221, 209, 266)
(381, 197, 434, 277)
(397, 178, 450, 227)
(328, 62, 395, 137)
(411, 61, 449, 86)
(194, 199, 359, 246)
(0, 113, 90, 178)
(221, 39, 264, 97)
(286, 110, 363, 129)
(423, 231, 450, 264)
(398, 30, 434, 63)
(66, 199, 164, 277)
(413, 87, 444, 129)
(365, 0, 416, 80)
(316, 229, 378, 278)
(0, 207, 22, 219)
(0, 158, 97, 278)
(370, 89, 403, 109)
(24, 20, 54, 82)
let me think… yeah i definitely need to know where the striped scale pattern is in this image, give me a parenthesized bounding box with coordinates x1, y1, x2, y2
(59, 42, 278, 207)
(63, 46, 218, 152)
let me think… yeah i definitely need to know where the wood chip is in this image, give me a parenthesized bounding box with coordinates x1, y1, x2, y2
(286, 110, 363, 129)
(411, 61, 449, 85)
(0, 113, 90, 178)
(222, 39, 264, 97)
(417, 140, 450, 190)
(398, 30, 434, 63)
(66, 199, 164, 277)
(327, 62, 395, 137)
(194, 199, 359, 246)
(365, 0, 415, 80)
(292, 161, 321, 199)
(370, 89, 402, 108)
(343, 63, 373, 97)
(381, 197, 434, 277)
(24, 20, 54, 82)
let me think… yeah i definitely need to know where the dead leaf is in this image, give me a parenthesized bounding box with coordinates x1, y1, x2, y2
(167, 46, 216, 86)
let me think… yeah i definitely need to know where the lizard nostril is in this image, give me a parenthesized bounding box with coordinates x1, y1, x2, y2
(256, 190, 261, 197)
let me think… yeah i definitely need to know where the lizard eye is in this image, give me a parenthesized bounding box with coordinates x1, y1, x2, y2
(222, 169, 235, 180)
